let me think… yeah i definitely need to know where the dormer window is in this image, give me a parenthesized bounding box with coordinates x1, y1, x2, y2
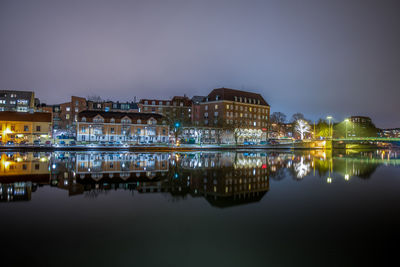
(82, 117, 86, 122)
(110, 118, 115, 123)
(152, 101, 155, 105)
(93, 116, 104, 123)
(148, 118, 156, 125)
(144, 101, 148, 105)
(137, 119, 142, 124)
(216, 95, 220, 100)
(121, 117, 131, 124)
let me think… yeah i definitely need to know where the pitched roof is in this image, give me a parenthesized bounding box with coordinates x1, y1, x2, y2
(206, 88, 269, 106)
(0, 111, 52, 122)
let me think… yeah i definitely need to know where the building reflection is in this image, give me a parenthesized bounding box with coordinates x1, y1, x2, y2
(1, 150, 399, 203)
(0, 152, 51, 202)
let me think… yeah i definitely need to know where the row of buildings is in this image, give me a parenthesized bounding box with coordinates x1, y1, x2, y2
(0, 88, 271, 144)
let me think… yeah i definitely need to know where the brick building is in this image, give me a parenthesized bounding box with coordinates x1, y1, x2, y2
(191, 88, 270, 143)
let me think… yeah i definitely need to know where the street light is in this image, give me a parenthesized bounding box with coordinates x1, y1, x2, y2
(326, 116, 333, 139)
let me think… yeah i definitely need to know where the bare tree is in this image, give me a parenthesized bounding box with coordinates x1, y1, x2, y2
(291, 113, 305, 123)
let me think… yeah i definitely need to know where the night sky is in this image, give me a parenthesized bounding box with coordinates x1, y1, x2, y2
(0, 0, 399, 128)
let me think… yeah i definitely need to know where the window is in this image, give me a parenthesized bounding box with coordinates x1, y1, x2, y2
(17, 99, 28, 105)
(137, 128, 141, 134)
(24, 125, 29, 131)
(0, 100, 5, 104)
(81, 127, 86, 133)
(226, 104, 229, 109)
(152, 101, 155, 105)
(180, 102, 183, 106)
(66, 107, 70, 111)
(137, 119, 141, 124)
(205, 105, 208, 111)
(66, 114, 70, 119)
(11, 125, 15, 131)
(75, 100, 79, 106)
(110, 127, 115, 134)
(82, 117, 86, 122)
(215, 104, 218, 109)
(10, 100, 16, 105)
(93, 116, 104, 123)
(214, 111, 218, 116)
(35, 164, 39, 170)
(75, 107, 79, 112)
(36, 126, 41, 131)
(159, 101, 163, 105)
(11, 93, 17, 98)
(110, 118, 115, 123)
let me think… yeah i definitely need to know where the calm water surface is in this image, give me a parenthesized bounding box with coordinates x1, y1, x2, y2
(1, 150, 400, 267)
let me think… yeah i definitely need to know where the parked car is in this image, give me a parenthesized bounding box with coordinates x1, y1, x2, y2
(100, 141, 107, 146)
(45, 140, 52, 146)
(69, 141, 76, 146)
(243, 141, 256, 145)
(59, 140, 66, 145)
(33, 140, 40, 146)
(6, 141, 14, 146)
(108, 141, 114, 146)
(19, 140, 28, 145)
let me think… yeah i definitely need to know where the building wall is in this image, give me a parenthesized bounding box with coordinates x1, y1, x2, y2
(76, 122, 169, 143)
(0, 90, 35, 112)
(0, 120, 51, 143)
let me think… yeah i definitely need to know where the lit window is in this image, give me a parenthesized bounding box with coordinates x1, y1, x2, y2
(66, 107, 70, 112)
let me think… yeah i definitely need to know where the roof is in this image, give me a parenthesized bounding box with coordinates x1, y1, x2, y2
(0, 111, 52, 122)
(191, 96, 206, 104)
(205, 88, 269, 106)
(78, 110, 165, 123)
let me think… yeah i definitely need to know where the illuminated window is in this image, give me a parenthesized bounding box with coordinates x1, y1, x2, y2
(215, 104, 218, 109)
(66, 107, 70, 111)
(24, 125, 29, 131)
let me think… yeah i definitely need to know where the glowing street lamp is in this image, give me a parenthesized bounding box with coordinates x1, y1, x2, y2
(326, 116, 333, 139)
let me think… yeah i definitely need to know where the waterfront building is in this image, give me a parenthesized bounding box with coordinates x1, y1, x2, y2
(346, 116, 378, 137)
(0, 111, 52, 144)
(0, 90, 35, 112)
(76, 111, 169, 144)
(193, 88, 270, 143)
(139, 95, 192, 126)
(379, 128, 400, 138)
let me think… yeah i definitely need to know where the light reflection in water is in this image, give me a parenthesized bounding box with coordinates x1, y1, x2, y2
(0, 150, 399, 204)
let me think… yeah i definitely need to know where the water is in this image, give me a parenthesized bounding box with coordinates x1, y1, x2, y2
(1, 150, 399, 267)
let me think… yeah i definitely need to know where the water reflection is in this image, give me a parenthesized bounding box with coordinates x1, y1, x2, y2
(1, 150, 399, 205)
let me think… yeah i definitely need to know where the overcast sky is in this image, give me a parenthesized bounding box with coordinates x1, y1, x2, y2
(0, 0, 399, 127)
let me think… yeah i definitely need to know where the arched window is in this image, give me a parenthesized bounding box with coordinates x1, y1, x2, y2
(82, 117, 86, 122)
(110, 118, 115, 123)
(137, 119, 142, 124)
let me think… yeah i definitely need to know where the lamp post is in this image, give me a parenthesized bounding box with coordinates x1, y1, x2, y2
(326, 116, 333, 139)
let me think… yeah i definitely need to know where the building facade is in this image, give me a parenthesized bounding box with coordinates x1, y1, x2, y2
(0, 90, 35, 112)
(139, 96, 192, 126)
(194, 88, 270, 143)
(76, 111, 169, 144)
(0, 111, 52, 144)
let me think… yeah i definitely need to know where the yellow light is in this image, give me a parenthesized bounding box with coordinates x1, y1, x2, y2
(4, 128, 12, 134)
